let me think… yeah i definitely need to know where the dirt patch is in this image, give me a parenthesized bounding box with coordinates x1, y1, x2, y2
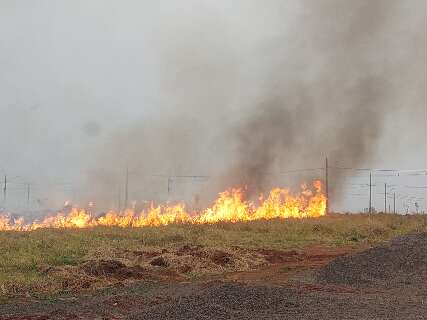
(257, 249, 300, 263)
(81, 260, 146, 280)
(210, 250, 233, 266)
(177, 264, 193, 274)
(103, 244, 358, 282)
(221, 246, 357, 285)
(23, 244, 359, 297)
(317, 232, 427, 288)
(125, 245, 264, 277)
(131, 250, 163, 259)
(149, 256, 169, 267)
(176, 245, 207, 258)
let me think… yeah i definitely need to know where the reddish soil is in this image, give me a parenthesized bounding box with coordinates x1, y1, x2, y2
(221, 245, 363, 285)
(81, 260, 147, 280)
(175, 245, 206, 258)
(210, 250, 233, 266)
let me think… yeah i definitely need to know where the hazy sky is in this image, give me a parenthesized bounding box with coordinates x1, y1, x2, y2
(1, 1, 427, 213)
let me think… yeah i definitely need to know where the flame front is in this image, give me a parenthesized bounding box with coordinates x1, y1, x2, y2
(0, 181, 326, 231)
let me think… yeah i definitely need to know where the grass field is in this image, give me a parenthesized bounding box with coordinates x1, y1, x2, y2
(1, 213, 426, 298)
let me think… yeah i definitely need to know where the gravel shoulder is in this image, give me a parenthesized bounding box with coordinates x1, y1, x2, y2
(128, 282, 426, 320)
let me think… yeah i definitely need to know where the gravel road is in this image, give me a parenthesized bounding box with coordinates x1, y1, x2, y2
(127, 281, 426, 320)
(317, 232, 427, 288)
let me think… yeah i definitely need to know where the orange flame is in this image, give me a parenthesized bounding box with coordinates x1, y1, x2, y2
(0, 181, 326, 231)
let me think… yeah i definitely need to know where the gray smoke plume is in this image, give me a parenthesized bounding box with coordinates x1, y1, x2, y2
(228, 77, 388, 197)
(201, 0, 422, 200)
(2, 1, 427, 211)
(85, 0, 427, 209)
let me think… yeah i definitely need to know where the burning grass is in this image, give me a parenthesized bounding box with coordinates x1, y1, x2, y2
(0, 214, 426, 298)
(0, 181, 326, 230)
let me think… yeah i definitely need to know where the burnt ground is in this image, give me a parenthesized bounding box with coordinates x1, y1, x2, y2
(1, 233, 426, 320)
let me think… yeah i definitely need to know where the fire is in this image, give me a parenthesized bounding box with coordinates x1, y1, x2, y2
(0, 181, 326, 231)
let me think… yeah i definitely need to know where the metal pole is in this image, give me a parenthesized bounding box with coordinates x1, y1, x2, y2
(384, 183, 387, 213)
(3, 175, 6, 203)
(118, 186, 122, 211)
(393, 192, 396, 214)
(325, 157, 329, 214)
(124, 167, 129, 209)
(26, 184, 30, 208)
(369, 172, 372, 214)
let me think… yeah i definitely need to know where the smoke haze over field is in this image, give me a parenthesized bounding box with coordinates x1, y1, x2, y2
(1, 1, 427, 212)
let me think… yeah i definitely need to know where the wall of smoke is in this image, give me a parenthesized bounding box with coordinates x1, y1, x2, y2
(1, 1, 426, 212)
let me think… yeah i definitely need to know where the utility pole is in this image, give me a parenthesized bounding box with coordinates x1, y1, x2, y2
(369, 172, 372, 214)
(124, 167, 129, 209)
(118, 186, 122, 211)
(26, 184, 30, 208)
(167, 176, 172, 196)
(325, 157, 329, 215)
(384, 183, 387, 213)
(3, 175, 6, 203)
(393, 192, 396, 214)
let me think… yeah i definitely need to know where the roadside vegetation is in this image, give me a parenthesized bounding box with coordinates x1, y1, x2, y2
(1, 213, 426, 298)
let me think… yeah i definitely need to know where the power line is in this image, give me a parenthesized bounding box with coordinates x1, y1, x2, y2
(271, 168, 324, 175)
(330, 166, 427, 174)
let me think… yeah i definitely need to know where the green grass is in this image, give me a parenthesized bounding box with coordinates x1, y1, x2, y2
(0, 213, 426, 297)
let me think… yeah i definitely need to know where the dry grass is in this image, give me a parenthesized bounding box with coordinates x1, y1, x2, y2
(0, 213, 426, 298)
